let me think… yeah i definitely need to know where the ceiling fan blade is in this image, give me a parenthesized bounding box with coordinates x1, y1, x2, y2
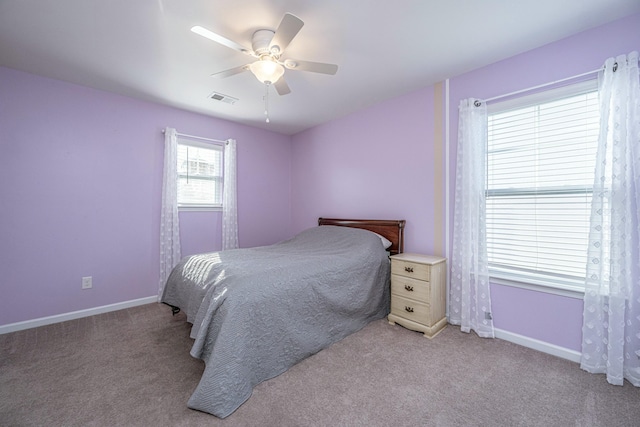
(269, 13, 304, 54)
(191, 26, 254, 56)
(211, 64, 251, 78)
(284, 60, 338, 75)
(274, 78, 291, 96)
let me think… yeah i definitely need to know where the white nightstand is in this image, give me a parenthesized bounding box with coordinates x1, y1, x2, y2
(387, 253, 447, 338)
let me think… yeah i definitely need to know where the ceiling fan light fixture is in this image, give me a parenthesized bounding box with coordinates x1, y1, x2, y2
(249, 59, 285, 84)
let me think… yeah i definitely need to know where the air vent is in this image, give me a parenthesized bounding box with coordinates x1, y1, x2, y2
(209, 91, 238, 105)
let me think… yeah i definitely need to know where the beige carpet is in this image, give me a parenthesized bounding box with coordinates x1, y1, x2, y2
(1, 303, 639, 426)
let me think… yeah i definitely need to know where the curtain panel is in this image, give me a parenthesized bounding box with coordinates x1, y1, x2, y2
(581, 51, 640, 387)
(450, 99, 495, 338)
(222, 139, 239, 250)
(159, 127, 181, 300)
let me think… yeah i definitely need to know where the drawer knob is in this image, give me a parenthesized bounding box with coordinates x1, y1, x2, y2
(404, 266, 414, 273)
(404, 285, 414, 292)
(405, 306, 414, 313)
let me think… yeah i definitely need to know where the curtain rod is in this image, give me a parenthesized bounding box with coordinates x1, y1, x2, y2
(476, 67, 603, 106)
(161, 129, 227, 144)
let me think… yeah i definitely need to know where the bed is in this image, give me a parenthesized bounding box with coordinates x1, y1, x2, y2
(161, 218, 405, 418)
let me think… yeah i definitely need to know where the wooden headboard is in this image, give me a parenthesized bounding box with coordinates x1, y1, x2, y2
(318, 218, 406, 255)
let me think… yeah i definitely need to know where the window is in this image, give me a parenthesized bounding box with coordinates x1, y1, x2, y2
(177, 139, 224, 209)
(486, 80, 599, 291)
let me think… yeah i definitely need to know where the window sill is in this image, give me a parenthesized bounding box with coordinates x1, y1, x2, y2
(178, 205, 222, 212)
(489, 271, 584, 300)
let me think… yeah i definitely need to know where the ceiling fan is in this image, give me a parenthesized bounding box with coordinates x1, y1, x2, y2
(191, 13, 338, 96)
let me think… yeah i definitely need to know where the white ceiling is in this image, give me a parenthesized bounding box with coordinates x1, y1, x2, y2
(1, 1, 639, 135)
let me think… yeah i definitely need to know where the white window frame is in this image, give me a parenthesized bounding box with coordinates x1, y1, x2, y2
(486, 79, 599, 298)
(176, 138, 224, 211)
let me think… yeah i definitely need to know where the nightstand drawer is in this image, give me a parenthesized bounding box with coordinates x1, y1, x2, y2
(391, 275, 430, 302)
(391, 259, 430, 281)
(390, 295, 431, 325)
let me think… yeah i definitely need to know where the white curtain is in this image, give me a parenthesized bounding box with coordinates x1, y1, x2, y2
(581, 51, 640, 386)
(222, 139, 239, 250)
(159, 127, 181, 301)
(449, 99, 495, 338)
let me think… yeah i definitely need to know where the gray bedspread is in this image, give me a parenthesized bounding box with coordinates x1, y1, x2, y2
(161, 225, 391, 418)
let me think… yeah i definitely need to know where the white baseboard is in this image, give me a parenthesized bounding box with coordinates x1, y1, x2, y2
(0, 296, 158, 335)
(494, 327, 581, 363)
(2, 301, 582, 365)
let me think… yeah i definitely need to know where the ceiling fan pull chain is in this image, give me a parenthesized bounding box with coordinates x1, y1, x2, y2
(264, 83, 271, 123)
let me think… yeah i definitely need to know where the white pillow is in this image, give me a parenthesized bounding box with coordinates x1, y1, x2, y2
(373, 232, 393, 249)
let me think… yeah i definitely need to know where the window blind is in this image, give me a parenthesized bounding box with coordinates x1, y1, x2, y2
(486, 83, 599, 283)
(177, 140, 223, 207)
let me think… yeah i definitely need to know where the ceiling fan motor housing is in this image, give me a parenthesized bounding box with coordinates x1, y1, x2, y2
(252, 29, 276, 56)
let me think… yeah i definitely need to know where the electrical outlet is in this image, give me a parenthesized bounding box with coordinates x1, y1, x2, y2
(82, 276, 92, 289)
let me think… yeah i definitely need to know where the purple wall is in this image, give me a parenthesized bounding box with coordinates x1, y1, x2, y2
(291, 86, 441, 255)
(447, 13, 640, 351)
(0, 67, 292, 326)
